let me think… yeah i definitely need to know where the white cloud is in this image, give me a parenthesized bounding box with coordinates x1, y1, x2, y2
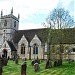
(0, 0, 74, 30)
(19, 22, 44, 30)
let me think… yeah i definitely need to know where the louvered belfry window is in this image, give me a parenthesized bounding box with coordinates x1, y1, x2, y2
(4, 20, 7, 26)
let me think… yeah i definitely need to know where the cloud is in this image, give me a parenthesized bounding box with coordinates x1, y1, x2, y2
(0, 0, 75, 30)
(19, 22, 44, 30)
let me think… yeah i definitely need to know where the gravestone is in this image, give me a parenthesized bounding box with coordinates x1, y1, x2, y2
(21, 62, 27, 75)
(45, 59, 52, 69)
(0, 67, 2, 75)
(0, 56, 3, 75)
(54, 60, 58, 67)
(0, 56, 3, 66)
(3, 57, 8, 66)
(57, 59, 60, 66)
(34, 61, 39, 72)
(31, 59, 35, 66)
(15, 57, 18, 64)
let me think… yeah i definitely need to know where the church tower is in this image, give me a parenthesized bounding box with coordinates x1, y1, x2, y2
(0, 8, 19, 47)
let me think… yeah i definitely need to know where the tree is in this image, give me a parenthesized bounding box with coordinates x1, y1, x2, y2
(43, 7, 75, 64)
(46, 8, 74, 29)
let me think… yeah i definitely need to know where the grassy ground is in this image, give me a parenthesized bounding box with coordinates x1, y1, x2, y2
(2, 59, 75, 75)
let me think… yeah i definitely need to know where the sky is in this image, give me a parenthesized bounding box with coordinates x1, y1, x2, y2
(0, 0, 75, 30)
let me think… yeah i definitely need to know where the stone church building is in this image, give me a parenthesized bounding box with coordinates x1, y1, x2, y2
(0, 9, 75, 60)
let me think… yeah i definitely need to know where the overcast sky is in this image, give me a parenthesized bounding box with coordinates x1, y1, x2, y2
(0, 0, 74, 30)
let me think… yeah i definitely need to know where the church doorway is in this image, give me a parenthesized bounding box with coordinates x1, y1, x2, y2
(3, 49, 7, 58)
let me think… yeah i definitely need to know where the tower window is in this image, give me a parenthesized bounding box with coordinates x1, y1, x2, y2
(4, 20, 7, 26)
(14, 21, 16, 27)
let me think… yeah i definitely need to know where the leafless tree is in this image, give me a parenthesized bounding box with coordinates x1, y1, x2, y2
(43, 7, 75, 63)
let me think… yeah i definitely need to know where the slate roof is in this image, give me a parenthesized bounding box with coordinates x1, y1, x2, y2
(13, 28, 75, 44)
(7, 41, 17, 51)
(50, 28, 75, 44)
(62, 28, 75, 44)
(13, 28, 49, 44)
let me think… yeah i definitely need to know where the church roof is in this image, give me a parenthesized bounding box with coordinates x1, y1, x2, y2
(13, 28, 49, 44)
(50, 28, 75, 44)
(7, 41, 17, 51)
(13, 28, 75, 44)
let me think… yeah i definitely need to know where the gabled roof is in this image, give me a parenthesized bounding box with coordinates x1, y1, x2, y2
(13, 28, 49, 44)
(62, 28, 75, 44)
(50, 28, 75, 44)
(7, 41, 17, 51)
(13, 28, 75, 44)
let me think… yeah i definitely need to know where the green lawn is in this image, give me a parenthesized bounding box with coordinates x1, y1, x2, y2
(2, 59, 75, 75)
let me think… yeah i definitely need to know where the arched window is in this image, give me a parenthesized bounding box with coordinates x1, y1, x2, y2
(33, 44, 38, 54)
(4, 20, 7, 26)
(21, 44, 25, 54)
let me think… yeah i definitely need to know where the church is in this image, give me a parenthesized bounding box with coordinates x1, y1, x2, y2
(0, 9, 75, 60)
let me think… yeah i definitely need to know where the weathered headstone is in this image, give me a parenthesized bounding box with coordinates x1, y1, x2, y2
(21, 62, 27, 75)
(31, 59, 35, 66)
(0, 56, 3, 75)
(49, 60, 52, 68)
(15, 57, 18, 64)
(45, 59, 52, 69)
(34, 61, 39, 72)
(3, 57, 8, 66)
(57, 59, 60, 66)
(54, 60, 58, 67)
(0, 67, 2, 75)
(12, 55, 16, 61)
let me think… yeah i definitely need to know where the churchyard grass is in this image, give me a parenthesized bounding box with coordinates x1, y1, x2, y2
(2, 59, 75, 75)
